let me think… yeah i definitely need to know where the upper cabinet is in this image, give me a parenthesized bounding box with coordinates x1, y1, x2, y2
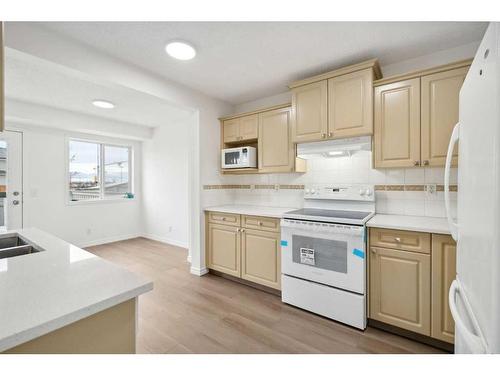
(222, 114, 258, 143)
(219, 104, 306, 174)
(421, 67, 467, 167)
(289, 59, 381, 143)
(1, 22, 4, 133)
(291, 81, 328, 142)
(258, 107, 294, 173)
(373, 60, 470, 168)
(328, 69, 374, 138)
(374, 78, 421, 168)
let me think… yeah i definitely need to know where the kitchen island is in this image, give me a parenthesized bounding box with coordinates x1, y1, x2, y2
(0, 228, 153, 354)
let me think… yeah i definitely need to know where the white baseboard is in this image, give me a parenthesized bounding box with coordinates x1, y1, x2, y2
(190, 266, 209, 277)
(140, 233, 188, 249)
(79, 233, 141, 248)
(187, 255, 192, 263)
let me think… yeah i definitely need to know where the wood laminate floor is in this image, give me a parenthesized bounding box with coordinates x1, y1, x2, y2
(86, 238, 446, 354)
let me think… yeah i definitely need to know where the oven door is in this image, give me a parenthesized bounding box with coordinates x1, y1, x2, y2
(281, 219, 366, 294)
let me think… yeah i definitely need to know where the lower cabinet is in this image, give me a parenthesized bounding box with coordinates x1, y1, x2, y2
(431, 234, 457, 344)
(241, 229, 281, 290)
(369, 228, 456, 344)
(369, 246, 431, 335)
(207, 223, 241, 277)
(206, 212, 281, 290)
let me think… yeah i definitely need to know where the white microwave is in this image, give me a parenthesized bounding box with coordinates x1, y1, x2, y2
(221, 146, 257, 169)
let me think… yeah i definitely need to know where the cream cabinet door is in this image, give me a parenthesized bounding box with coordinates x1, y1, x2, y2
(241, 228, 281, 290)
(291, 81, 328, 143)
(207, 223, 241, 277)
(431, 234, 457, 344)
(239, 114, 259, 141)
(369, 246, 431, 335)
(258, 107, 294, 173)
(222, 118, 240, 143)
(374, 78, 421, 168)
(421, 67, 468, 167)
(328, 68, 373, 138)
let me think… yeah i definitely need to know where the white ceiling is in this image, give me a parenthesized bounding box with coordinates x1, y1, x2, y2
(5, 50, 193, 129)
(39, 22, 488, 104)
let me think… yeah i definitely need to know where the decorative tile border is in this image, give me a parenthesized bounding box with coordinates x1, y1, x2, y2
(203, 184, 251, 190)
(203, 184, 304, 190)
(375, 184, 458, 192)
(204, 183, 457, 192)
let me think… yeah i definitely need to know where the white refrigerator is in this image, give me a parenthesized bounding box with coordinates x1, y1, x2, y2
(445, 22, 500, 354)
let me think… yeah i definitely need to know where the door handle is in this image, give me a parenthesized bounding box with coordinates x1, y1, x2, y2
(445, 123, 460, 241)
(449, 280, 486, 353)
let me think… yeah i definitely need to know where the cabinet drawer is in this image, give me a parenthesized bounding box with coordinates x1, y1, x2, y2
(370, 228, 430, 254)
(242, 215, 280, 232)
(207, 211, 241, 227)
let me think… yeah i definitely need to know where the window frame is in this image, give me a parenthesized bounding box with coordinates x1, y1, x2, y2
(66, 137, 135, 205)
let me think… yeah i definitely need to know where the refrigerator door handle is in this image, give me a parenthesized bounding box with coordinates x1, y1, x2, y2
(449, 279, 487, 353)
(445, 122, 460, 241)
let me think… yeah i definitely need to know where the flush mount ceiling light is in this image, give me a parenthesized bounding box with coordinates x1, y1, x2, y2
(165, 41, 196, 60)
(92, 100, 115, 109)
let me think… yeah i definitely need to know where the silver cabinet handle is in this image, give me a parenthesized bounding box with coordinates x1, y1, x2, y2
(241, 228, 245, 232)
(423, 160, 429, 166)
(328, 132, 333, 137)
(321, 133, 326, 138)
(12, 200, 20, 206)
(258, 221, 263, 226)
(395, 237, 401, 242)
(371, 248, 376, 254)
(414, 160, 420, 166)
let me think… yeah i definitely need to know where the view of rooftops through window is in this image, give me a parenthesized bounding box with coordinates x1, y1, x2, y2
(69, 140, 131, 201)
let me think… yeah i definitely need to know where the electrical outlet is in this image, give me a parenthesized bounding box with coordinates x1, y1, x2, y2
(426, 184, 437, 195)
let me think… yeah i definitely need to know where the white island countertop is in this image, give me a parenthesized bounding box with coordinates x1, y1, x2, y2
(0, 228, 153, 352)
(204, 204, 298, 218)
(367, 214, 451, 235)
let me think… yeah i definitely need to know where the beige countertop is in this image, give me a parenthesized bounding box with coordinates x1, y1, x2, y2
(367, 214, 451, 235)
(204, 204, 297, 218)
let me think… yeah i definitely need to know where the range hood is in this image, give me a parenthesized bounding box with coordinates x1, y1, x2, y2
(297, 136, 371, 159)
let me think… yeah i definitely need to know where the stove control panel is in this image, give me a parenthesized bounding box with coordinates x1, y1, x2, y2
(304, 184, 375, 201)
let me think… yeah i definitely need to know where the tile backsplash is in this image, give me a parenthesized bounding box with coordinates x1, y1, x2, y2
(205, 150, 457, 218)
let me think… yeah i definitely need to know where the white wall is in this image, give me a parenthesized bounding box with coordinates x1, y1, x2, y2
(5, 23, 234, 275)
(13, 124, 143, 247)
(227, 151, 458, 218)
(233, 41, 480, 114)
(141, 120, 190, 248)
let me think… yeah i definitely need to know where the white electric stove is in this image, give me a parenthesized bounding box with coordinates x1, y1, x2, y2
(280, 184, 375, 330)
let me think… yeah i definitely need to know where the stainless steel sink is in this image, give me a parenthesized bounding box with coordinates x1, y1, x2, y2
(0, 234, 42, 259)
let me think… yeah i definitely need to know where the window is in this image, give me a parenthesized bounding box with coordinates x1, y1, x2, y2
(68, 139, 133, 202)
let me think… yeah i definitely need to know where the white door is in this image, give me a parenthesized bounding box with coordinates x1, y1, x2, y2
(0, 131, 23, 230)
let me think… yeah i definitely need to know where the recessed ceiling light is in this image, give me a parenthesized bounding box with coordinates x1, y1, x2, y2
(165, 41, 196, 60)
(92, 100, 115, 109)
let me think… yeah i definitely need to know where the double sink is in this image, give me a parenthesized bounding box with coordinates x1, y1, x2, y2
(0, 234, 42, 259)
